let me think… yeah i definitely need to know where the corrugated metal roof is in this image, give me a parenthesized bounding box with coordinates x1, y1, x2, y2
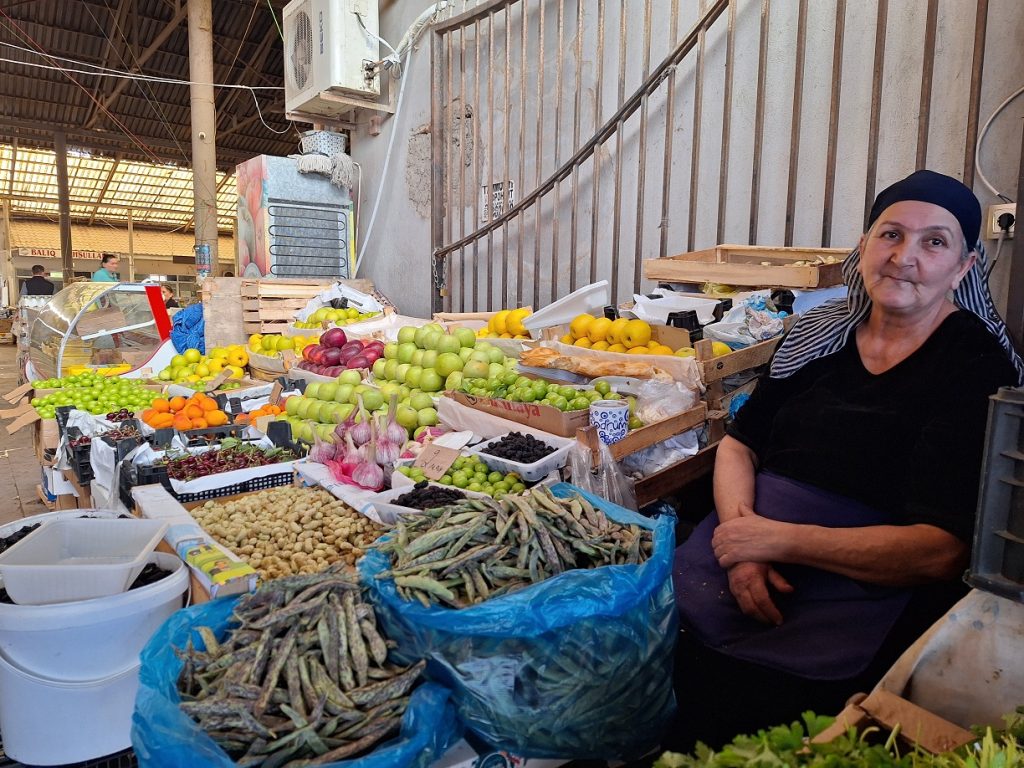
(9, 219, 234, 261)
(0, 0, 295, 169)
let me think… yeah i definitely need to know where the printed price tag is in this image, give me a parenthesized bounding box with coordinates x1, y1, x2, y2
(412, 444, 461, 481)
(269, 382, 283, 406)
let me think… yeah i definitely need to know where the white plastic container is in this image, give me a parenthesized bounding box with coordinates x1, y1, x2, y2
(521, 280, 610, 337)
(0, 652, 141, 765)
(0, 552, 188, 680)
(0, 518, 168, 604)
(467, 433, 575, 482)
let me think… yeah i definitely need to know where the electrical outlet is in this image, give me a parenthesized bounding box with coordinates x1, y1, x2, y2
(986, 203, 1016, 239)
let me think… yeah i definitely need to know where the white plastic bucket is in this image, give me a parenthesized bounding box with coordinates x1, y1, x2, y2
(0, 652, 140, 765)
(0, 552, 188, 681)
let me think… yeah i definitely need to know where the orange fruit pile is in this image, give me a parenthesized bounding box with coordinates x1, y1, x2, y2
(142, 392, 230, 431)
(233, 403, 283, 424)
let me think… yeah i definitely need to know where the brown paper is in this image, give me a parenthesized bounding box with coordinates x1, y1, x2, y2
(0, 398, 33, 420)
(255, 414, 275, 434)
(281, 349, 297, 370)
(3, 382, 32, 403)
(269, 382, 283, 406)
(202, 371, 232, 393)
(6, 409, 41, 434)
(413, 444, 461, 480)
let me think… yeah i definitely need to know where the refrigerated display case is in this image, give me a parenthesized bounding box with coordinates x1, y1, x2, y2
(27, 283, 175, 380)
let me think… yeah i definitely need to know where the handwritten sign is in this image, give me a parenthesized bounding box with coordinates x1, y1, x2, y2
(281, 349, 297, 370)
(412, 444, 461, 481)
(268, 382, 284, 406)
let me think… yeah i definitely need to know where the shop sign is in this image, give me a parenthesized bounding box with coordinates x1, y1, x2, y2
(16, 247, 104, 260)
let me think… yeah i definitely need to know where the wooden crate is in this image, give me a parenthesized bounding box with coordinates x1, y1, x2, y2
(644, 244, 849, 288)
(576, 403, 708, 463)
(240, 278, 375, 335)
(694, 336, 779, 408)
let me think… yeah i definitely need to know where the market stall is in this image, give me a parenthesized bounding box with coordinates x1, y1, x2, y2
(0, 270, 1020, 768)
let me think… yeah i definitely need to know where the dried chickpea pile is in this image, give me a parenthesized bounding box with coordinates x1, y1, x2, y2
(190, 486, 386, 580)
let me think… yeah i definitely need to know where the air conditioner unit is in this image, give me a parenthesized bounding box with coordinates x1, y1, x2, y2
(283, 0, 380, 117)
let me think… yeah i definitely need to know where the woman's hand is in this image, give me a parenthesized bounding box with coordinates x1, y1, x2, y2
(712, 504, 792, 567)
(726, 561, 794, 625)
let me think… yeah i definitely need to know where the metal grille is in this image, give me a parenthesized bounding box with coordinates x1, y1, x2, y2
(290, 9, 313, 90)
(267, 202, 351, 279)
(429, 0, 990, 314)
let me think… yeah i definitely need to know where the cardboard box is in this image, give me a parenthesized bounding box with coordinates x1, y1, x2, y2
(811, 689, 975, 754)
(446, 391, 590, 438)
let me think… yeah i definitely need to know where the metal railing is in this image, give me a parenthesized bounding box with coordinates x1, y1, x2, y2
(429, 0, 987, 314)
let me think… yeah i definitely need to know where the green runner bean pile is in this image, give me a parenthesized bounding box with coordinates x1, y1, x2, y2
(176, 567, 425, 767)
(374, 487, 654, 608)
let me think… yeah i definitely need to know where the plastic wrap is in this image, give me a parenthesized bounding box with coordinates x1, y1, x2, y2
(359, 482, 677, 759)
(568, 441, 638, 511)
(131, 597, 461, 768)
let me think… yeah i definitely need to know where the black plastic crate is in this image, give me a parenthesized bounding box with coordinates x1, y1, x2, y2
(64, 426, 94, 484)
(968, 386, 1024, 604)
(99, 419, 145, 464)
(122, 459, 295, 507)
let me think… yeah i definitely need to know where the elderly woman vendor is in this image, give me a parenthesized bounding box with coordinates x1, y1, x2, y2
(670, 170, 1024, 749)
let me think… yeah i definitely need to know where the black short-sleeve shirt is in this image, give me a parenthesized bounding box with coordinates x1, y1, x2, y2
(728, 311, 1017, 542)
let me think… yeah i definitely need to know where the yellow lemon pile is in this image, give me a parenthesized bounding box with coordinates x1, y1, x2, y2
(159, 344, 248, 385)
(560, 314, 732, 358)
(477, 308, 533, 339)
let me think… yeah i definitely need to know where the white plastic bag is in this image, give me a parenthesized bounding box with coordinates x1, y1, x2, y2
(633, 378, 699, 424)
(703, 293, 786, 348)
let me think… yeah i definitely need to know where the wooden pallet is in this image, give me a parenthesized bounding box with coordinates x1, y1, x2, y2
(644, 244, 849, 288)
(240, 278, 375, 335)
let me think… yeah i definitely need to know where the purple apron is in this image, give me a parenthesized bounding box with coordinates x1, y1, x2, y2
(673, 471, 912, 680)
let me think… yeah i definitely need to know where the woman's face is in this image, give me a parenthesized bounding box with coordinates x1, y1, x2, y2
(161, 287, 171, 301)
(858, 200, 975, 318)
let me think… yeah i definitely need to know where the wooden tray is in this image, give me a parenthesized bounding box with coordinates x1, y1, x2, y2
(644, 244, 849, 288)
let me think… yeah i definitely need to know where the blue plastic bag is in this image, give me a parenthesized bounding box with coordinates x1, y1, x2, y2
(131, 596, 461, 768)
(359, 482, 677, 760)
(170, 303, 205, 355)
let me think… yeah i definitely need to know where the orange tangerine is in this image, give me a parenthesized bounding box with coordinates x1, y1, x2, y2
(152, 399, 171, 413)
(169, 396, 187, 412)
(199, 399, 218, 412)
(184, 404, 204, 420)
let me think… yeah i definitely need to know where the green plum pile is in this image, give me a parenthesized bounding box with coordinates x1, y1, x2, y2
(460, 377, 613, 412)
(30, 373, 158, 419)
(396, 455, 527, 499)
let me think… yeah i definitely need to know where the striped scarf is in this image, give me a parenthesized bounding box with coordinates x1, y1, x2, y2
(770, 243, 1024, 384)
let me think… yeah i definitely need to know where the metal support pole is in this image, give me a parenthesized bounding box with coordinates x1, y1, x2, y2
(127, 208, 136, 282)
(187, 0, 219, 266)
(53, 131, 74, 278)
(0, 200, 15, 306)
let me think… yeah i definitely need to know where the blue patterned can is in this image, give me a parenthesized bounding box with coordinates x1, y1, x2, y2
(194, 243, 212, 279)
(590, 399, 630, 445)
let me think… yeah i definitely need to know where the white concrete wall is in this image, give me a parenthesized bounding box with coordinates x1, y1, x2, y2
(352, 0, 1024, 317)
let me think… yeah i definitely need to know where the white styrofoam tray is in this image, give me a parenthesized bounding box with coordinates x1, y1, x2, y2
(0, 519, 169, 605)
(466, 433, 575, 483)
